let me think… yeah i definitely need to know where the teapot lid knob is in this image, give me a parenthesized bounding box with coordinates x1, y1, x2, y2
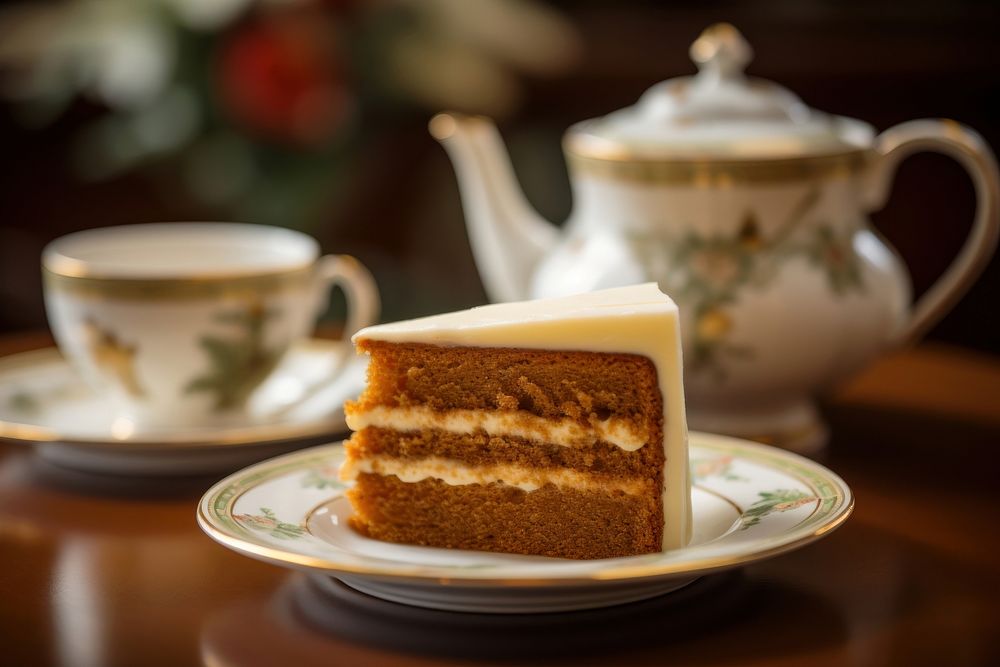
(563, 21, 872, 160)
(690, 23, 752, 82)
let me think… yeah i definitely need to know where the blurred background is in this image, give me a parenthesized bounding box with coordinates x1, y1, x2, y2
(0, 0, 997, 355)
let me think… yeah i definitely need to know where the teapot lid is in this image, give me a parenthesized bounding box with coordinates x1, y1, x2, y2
(566, 24, 873, 161)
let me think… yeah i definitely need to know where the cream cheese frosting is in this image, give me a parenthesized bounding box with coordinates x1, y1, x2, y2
(345, 405, 649, 451)
(339, 456, 652, 496)
(352, 283, 691, 550)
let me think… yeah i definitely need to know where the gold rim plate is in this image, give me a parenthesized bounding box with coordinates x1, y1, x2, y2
(197, 433, 853, 587)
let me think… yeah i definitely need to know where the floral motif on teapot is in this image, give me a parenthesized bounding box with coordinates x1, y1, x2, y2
(662, 189, 865, 379)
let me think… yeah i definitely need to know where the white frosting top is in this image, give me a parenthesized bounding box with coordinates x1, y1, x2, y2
(353, 283, 692, 550)
(355, 283, 676, 345)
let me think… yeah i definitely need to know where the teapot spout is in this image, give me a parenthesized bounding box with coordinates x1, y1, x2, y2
(430, 113, 559, 303)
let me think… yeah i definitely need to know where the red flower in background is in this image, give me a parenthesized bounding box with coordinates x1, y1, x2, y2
(216, 8, 352, 147)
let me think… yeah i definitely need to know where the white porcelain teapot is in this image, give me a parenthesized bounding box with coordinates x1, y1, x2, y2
(430, 23, 999, 452)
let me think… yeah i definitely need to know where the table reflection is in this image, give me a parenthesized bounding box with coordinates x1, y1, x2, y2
(0, 446, 280, 666)
(199, 569, 853, 666)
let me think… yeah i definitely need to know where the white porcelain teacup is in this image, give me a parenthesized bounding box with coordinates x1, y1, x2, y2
(42, 223, 379, 431)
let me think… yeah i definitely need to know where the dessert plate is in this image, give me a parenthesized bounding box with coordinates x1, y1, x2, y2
(198, 432, 852, 613)
(0, 340, 365, 474)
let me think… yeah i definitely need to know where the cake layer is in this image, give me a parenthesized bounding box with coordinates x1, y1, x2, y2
(346, 405, 648, 451)
(348, 473, 662, 559)
(340, 457, 653, 495)
(352, 342, 661, 428)
(347, 284, 691, 552)
(345, 427, 663, 479)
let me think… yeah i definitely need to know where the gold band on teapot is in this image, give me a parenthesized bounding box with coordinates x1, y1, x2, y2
(564, 143, 873, 185)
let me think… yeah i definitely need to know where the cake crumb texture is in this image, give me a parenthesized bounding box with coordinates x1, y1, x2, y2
(352, 341, 663, 428)
(347, 473, 662, 559)
(343, 340, 669, 559)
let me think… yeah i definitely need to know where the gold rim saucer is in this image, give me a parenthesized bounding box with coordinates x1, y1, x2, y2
(0, 341, 354, 449)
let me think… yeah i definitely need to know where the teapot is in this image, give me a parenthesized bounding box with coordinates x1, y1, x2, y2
(430, 24, 999, 452)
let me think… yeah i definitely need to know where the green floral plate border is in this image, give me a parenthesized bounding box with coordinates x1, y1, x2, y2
(198, 432, 852, 587)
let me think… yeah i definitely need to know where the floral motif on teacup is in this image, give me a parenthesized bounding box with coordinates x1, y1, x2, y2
(83, 319, 145, 397)
(184, 298, 284, 411)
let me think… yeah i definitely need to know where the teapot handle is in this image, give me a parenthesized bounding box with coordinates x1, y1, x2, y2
(866, 119, 1000, 344)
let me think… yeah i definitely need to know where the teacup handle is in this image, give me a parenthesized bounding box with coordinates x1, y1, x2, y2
(315, 254, 380, 338)
(866, 119, 1000, 344)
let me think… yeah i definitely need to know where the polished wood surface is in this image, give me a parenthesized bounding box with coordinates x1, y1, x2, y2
(1, 333, 999, 666)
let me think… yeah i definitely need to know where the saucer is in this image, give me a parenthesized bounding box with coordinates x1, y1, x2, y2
(198, 432, 853, 613)
(0, 340, 365, 475)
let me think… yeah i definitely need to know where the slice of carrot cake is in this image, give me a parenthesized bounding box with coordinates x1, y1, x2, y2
(340, 283, 690, 560)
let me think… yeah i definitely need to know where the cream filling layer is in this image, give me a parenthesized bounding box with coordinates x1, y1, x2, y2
(340, 456, 652, 496)
(345, 405, 649, 451)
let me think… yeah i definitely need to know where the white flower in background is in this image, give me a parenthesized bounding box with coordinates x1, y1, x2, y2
(73, 85, 200, 178)
(0, 0, 177, 110)
(0, 0, 288, 172)
(0, 0, 581, 118)
(387, 0, 581, 116)
(0, 0, 305, 106)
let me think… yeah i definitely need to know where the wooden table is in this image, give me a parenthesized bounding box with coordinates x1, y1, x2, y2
(1, 333, 998, 667)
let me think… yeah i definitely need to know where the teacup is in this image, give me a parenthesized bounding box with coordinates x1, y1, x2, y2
(42, 222, 379, 430)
